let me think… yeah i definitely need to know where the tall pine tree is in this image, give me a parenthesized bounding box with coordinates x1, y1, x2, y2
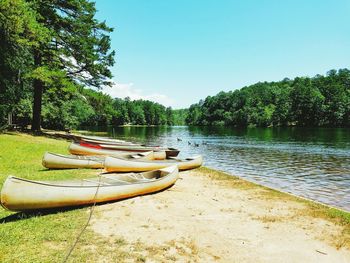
(28, 0, 115, 131)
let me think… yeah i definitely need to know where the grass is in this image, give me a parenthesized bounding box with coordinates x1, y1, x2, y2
(0, 132, 129, 262)
(0, 132, 349, 262)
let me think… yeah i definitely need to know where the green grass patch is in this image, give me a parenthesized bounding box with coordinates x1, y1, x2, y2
(0, 132, 121, 262)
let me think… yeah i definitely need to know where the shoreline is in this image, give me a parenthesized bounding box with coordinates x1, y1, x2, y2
(207, 166, 350, 214)
(0, 132, 349, 262)
(90, 167, 350, 262)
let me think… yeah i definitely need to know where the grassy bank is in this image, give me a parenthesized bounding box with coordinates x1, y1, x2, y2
(0, 132, 108, 262)
(0, 132, 349, 262)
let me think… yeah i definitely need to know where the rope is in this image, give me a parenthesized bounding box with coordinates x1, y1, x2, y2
(62, 169, 103, 263)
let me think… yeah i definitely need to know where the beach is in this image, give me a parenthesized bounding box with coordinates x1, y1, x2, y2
(90, 167, 350, 262)
(0, 133, 349, 262)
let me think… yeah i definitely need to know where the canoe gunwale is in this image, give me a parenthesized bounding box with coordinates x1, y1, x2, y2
(44, 152, 105, 162)
(5, 174, 165, 188)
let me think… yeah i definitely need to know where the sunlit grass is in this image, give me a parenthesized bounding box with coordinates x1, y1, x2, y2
(0, 132, 112, 262)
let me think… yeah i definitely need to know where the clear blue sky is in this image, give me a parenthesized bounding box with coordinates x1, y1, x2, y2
(95, 0, 350, 109)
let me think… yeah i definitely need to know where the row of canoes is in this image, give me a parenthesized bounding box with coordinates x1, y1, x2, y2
(0, 133, 203, 211)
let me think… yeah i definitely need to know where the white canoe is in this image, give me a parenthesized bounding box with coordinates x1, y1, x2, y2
(45, 131, 127, 142)
(80, 138, 139, 146)
(91, 143, 180, 157)
(42, 151, 155, 169)
(68, 142, 167, 160)
(0, 166, 179, 211)
(104, 155, 203, 172)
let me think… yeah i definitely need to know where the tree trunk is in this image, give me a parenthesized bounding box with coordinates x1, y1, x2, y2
(31, 52, 43, 132)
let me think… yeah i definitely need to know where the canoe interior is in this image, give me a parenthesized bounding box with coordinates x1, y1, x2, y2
(47, 152, 152, 161)
(48, 152, 105, 162)
(115, 155, 199, 163)
(8, 170, 164, 188)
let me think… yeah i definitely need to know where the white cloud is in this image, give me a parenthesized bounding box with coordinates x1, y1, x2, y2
(103, 82, 175, 107)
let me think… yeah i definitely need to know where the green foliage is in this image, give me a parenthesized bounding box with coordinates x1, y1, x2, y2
(173, 109, 188, 125)
(28, 0, 115, 87)
(0, 0, 48, 126)
(186, 69, 350, 127)
(0, 0, 116, 130)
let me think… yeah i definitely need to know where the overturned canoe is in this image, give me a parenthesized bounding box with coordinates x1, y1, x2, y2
(77, 141, 180, 158)
(104, 155, 203, 172)
(68, 142, 167, 160)
(0, 166, 179, 211)
(42, 151, 155, 169)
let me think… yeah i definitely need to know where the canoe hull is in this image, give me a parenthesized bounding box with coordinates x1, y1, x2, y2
(42, 151, 156, 169)
(1, 166, 178, 211)
(77, 142, 180, 158)
(42, 152, 105, 169)
(68, 143, 167, 160)
(104, 155, 203, 172)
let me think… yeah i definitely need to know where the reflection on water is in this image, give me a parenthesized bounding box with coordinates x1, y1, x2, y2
(82, 126, 350, 211)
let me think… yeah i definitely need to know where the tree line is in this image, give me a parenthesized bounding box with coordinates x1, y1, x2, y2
(9, 86, 177, 129)
(186, 69, 350, 127)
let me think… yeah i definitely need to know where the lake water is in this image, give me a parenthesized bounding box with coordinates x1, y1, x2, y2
(82, 126, 350, 211)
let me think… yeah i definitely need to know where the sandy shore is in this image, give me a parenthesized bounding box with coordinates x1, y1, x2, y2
(90, 167, 350, 262)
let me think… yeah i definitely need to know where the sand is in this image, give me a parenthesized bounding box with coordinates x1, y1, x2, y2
(90, 168, 350, 262)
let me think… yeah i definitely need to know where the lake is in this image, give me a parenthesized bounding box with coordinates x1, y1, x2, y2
(82, 126, 350, 211)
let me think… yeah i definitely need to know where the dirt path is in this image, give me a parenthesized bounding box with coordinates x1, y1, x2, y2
(90, 168, 350, 262)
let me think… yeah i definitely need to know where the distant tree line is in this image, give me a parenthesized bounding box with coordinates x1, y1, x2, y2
(10, 86, 177, 130)
(186, 69, 350, 127)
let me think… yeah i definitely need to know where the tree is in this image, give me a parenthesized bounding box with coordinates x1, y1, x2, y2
(28, 0, 115, 131)
(166, 107, 174, 125)
(290, 78, 325, 126)
(0, 0, 48, 127)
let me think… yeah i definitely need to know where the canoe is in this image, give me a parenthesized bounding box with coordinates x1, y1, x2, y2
(104, 155, 203, 172)
(0, 166, 179, 211)
(68, 142, 167, 160)
(42, 151, 155, 169)
(80, 138, 139, 146)
(46, 131, 130, 144)
(43, 152, 105, 169)
(77, 141, 180, 158)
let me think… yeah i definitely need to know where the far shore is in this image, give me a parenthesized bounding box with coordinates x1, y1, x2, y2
(0, 132, 349, 262)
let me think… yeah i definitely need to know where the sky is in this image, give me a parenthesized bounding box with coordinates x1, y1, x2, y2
(95, 0, 350, 109)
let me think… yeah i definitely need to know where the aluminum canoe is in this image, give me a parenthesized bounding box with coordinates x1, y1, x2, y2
(104, 155, 203, 172)
(0, 166, 179, 211)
